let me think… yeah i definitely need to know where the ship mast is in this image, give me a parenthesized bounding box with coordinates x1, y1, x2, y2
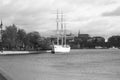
(56, 10, 59, 45)
(56, 10, 66, 46)
(61, 11, 64, 46)
(64, 22, 66, 45)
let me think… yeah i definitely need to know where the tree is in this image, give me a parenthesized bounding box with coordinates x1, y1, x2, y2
(2, 24, 17, 50)
(38, 37, 51, 50)
(87, 38, 95, 48)
(92, 36, 105, 48)
(16, 29, 26, 50)
(26, 31, 41, 50)
(108, 36, 120, 48)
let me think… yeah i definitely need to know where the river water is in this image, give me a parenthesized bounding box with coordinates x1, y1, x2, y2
(0, 49, 120, 80)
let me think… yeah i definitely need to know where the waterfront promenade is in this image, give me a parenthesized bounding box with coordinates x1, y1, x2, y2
(0, 51, 50, 55)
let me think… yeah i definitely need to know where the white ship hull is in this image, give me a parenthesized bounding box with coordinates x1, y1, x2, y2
(52, 45, 70, 53)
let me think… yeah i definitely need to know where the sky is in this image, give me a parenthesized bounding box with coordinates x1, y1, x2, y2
(0, 0, 120, 38)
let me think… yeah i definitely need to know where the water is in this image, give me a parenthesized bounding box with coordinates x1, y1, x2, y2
(0, 49, 120, 80)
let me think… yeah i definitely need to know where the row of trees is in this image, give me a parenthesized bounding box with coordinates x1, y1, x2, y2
(1, 24, 51, 50)
(69, 34, 120, 49)
(0, 24, 120, 50)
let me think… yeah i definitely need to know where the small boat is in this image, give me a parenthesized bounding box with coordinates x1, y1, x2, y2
(51, 10, 71, 53)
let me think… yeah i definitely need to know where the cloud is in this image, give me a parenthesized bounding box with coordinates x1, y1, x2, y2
(0, 0, 120, 38)
(78, 17, 120, 38)
(64, 0, 119, 6)
(103, 6, 120, 16)
(0, 0, 55, 30)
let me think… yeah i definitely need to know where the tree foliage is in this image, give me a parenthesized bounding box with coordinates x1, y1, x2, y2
(2, 24, 17, 50)
(108, 36, 120, 48)
(16, 29, 26, 50)
(1, 24, 51, 50)
(25, 31, 41, 50)
(1, 24, 120, 50)
(92, 36, 105, 47)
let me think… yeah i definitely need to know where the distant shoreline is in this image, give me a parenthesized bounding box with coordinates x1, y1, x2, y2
(0, 48, 119, 55)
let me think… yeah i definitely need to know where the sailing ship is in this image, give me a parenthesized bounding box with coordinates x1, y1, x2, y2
(51, 10, 71, 53)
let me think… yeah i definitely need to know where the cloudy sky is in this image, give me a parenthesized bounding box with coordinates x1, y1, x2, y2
(0, 0, 120, 38)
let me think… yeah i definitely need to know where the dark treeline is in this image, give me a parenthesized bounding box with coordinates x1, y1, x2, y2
(0, 24, 51, 51)
(0, 24, 120, 51)
(69, 33, 120, 49)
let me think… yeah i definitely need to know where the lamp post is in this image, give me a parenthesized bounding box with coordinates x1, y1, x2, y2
(0, 21, 3, 52)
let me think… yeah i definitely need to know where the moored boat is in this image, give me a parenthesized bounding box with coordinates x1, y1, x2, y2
(51, 10, 71, 53)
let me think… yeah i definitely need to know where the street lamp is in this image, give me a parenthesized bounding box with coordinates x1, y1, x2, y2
(0, 21, 3, 52)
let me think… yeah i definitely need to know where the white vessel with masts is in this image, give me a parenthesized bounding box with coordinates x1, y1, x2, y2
(51, 10, 71, 53)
